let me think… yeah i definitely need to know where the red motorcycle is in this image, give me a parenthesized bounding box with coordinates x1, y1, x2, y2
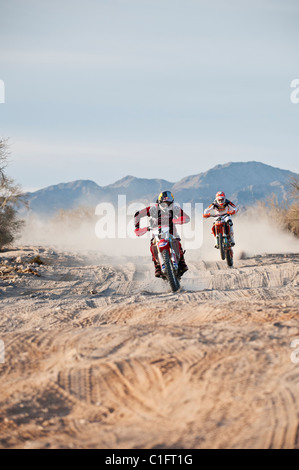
(147, 225, 181, 292)
(211, 214, 234, 267)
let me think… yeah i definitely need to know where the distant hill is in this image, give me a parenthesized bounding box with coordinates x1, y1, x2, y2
(172, 161, 295, 206)
(24, 176, 174, 217)
(23, 161, 298, 217)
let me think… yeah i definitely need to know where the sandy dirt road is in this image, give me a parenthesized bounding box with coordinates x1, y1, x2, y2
(0, 246, 298, 449)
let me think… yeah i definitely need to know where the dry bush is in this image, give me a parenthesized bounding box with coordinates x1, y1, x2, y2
(259, 177, 299, 238)
(284, 177, 299, 237)
(0, 139, 26, 249)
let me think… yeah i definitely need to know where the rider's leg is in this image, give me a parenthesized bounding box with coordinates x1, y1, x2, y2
(212, 224, 218, 248)
(229, 226, 235, 245)
(176, 239, 188, 274)
(225, 216, 235, 246)
(226, 218, 235, 245)
(150, 241, 161, 277)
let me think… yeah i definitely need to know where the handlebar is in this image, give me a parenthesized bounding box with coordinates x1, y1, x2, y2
(147, 225, 170, 232)
(135, 225, 170, 237)
(135, 220, 185, 237)
(147, 224, 177, 231)
(204, 212, 234, 218)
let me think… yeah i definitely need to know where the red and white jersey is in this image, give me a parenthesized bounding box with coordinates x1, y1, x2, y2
(134, 203, 190, 238)
(203, 199, 238, 217)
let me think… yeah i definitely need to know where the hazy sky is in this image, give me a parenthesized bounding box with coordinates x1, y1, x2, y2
(0, 0, 299, 191)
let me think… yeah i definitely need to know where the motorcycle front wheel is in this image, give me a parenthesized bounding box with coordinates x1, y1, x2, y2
(162, 250, 180, 293)
(218, 234, 225, 260)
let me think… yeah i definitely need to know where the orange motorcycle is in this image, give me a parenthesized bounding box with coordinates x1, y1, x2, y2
(211, 214, 234, 267)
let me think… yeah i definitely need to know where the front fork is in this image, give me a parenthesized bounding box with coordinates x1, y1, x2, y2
(158, 239, 179, 274)
(157, 249, 166, 273)
(215, 223, 229, 248)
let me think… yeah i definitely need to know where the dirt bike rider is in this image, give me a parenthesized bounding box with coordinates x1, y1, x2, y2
(134, 190, 190, 277)
(203, 191, 238, 247)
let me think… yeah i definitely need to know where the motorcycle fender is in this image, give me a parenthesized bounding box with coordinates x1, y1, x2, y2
(158, 239, 169, 251)
(215, 222, 223, 235)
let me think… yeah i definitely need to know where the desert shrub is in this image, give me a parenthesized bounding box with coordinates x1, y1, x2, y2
(29, 255, 45, 265)
(0, 139, 26, 249)
(260, 177, 299, 238)
(284, 177, 299, 237)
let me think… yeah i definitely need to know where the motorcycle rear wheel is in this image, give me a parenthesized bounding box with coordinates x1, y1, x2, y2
(226, 248, 233, 267)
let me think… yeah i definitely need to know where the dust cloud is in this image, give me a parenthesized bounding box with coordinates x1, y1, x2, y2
(194, 207, 299, 262)
(18, 205, 299, 262)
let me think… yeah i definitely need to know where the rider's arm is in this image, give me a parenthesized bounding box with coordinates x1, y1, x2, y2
(227, 201, 238, 215)
(134, 206, 151, 235)
(203, 204, 214, 218)
(173, 206, 190, 225)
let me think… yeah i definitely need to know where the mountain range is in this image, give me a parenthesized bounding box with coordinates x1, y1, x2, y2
(23, 161, 298, 217)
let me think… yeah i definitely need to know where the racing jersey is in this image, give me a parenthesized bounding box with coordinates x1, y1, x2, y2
(134, 203, 190, 238)
(203, 199, 238, 217)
